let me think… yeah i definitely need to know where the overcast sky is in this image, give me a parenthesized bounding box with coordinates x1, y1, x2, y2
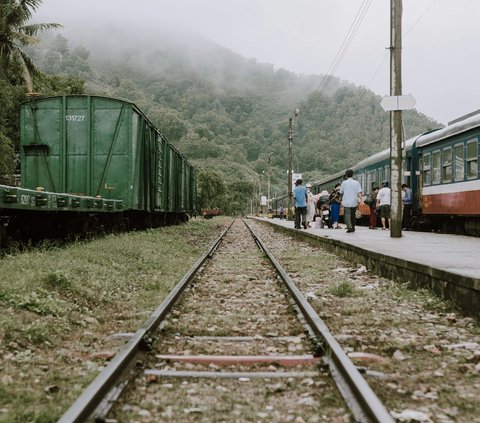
(36, 0, 480, 125)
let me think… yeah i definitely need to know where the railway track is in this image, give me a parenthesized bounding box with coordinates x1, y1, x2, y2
(58, 219, 393, 422)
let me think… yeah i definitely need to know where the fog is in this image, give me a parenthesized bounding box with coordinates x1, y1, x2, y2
(35, 0, 480, 125)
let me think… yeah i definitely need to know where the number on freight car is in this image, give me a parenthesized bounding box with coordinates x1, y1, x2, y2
(65, 115, 85, 122)
(20, 194, 34, 206)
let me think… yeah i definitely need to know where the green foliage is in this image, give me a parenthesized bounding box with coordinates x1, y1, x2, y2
(60, 31, 437, 212)
(328, 280, 361, 298)
(26, 34, 93, 79)
(0, 131, 15, 180)
(223, 180, 253, 215)
(197, 170, 225, 210)
(0, 0, 62, 91)
(0, 219, 226, 422)
(43, 271, 72, 290)
(33, 72, 85, 95)
(0, 1, 84, 177)
(2, 24, 440, 213)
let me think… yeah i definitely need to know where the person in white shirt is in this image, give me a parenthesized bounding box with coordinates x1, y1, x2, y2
(305, 183, 315, 227)
(376, 181, 391, 230)
(339, 169, 363, 233)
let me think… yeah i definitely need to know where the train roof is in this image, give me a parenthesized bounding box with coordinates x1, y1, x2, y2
(22, 94, 192, 163)
(353, 135, 419, 169)
(415, 113, 480, 148)
(310, 169, 347, 187)
(290, 111, 480, 191)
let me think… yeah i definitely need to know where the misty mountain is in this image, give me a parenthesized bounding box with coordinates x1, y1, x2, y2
(28, 30, 440, 201)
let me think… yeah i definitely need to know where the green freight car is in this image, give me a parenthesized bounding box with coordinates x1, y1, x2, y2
(19, 95, 196, 227)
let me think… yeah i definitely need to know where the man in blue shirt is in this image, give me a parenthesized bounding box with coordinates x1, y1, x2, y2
(402, 183, 413, 230)
(293, 179, 308, 229)
(339, 169, 363, 233)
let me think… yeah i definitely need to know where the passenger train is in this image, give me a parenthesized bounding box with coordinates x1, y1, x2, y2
(0, 95, 197, 247)
(272, 111, 480, 236)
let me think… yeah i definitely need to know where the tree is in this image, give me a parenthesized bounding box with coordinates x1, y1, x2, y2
(223, 180, 253, 215)
(0, 0, 61, 92)
(0, 131, 15, 181)
(197, 170, 225, 210)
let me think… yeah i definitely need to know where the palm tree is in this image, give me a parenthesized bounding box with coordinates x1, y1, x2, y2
(0, 0, 62, 92)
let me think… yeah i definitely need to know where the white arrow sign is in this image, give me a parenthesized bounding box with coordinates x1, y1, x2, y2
(380, 94, 416, 111)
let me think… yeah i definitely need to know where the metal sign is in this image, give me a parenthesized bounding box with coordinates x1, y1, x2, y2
(292, 173, 302, 192)
(292, 173, 302, 185)
(380, 94, 416, 111)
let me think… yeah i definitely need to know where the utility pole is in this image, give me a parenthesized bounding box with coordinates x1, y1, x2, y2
(267, 152, 273, 210)
(287, 109, 299, 220)
(390, 0, 403, 237)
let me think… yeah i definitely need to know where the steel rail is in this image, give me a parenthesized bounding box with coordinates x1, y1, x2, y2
(57, 221, 233, 423)
(243, 219, 394, 423)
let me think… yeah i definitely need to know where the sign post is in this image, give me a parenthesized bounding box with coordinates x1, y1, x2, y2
(387, 0, 404, 238)
(380, 94, 416, 112)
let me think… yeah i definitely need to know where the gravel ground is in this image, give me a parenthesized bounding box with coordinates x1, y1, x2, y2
(111, 219, 350, 423)
(249, 219, 480, 423)
(2, 217, 478, 422)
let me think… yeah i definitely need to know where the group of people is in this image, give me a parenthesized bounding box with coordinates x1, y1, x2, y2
(292, 170, 413, 232)
(291, 179, 342, 230)
(365, 181, 412, 230)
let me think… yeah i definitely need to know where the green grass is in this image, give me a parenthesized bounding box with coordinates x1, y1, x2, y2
(327, 280, 361, 297)
(0, 217, 228, 422)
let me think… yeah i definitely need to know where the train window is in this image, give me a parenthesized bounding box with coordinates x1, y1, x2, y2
(432, 150, 441, 184)
(466, 139, 478, 179)
(385, 165, 390, 184)
(359, 173, 365, 192)
(423, 153, 431, 185)
(442, 148, 452, 183)
(454, 144, 464, 182)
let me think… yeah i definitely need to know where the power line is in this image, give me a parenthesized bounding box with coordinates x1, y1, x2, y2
(310, 0, 374, 106)
(367, 0, 439, 87)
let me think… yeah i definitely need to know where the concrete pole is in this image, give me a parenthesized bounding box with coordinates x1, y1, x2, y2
(267, 152, 273, 210)
(390, 0, 403, 238)
(287, 117, 293, 220)
(287, 109, 299, 220)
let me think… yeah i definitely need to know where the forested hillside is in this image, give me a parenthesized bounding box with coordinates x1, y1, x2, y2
(8, 29, 440, 213)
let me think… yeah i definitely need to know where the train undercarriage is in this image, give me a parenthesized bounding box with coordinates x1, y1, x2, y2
(0, 210, 191, 250)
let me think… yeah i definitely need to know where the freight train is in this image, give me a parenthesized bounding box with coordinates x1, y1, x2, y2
(0, 95, 197, 247)
(272, 111, 480, 236)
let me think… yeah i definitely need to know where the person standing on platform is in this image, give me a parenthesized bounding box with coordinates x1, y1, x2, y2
(339, 169, 363, 233)
(402, 183, 413, 230)
(376, 181, 391, 230)
(368, 186, 379, 229)
(306, 183, 315, 227)
(293, 179, 308, 230)
(329, 183, 342, 229)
